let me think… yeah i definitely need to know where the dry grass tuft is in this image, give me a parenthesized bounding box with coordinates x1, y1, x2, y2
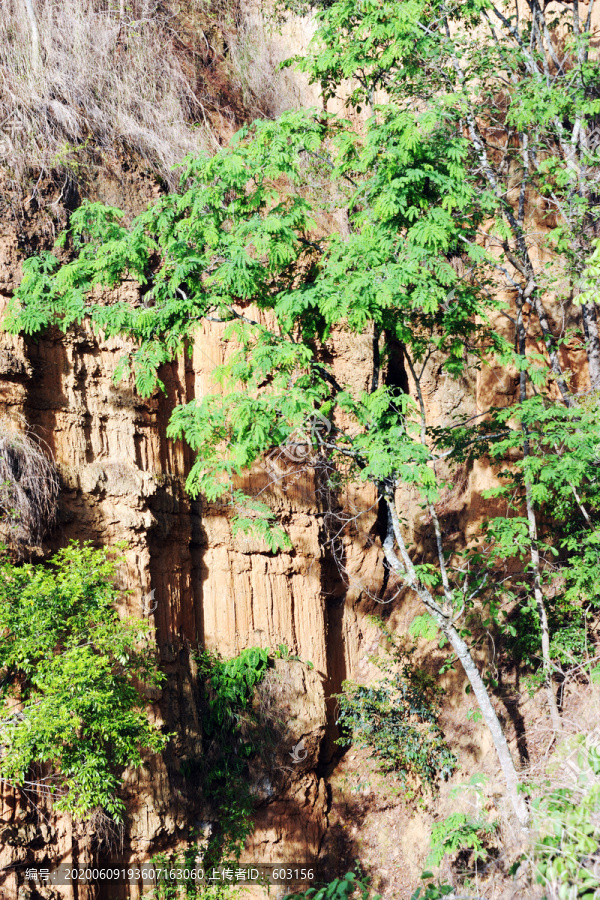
(0, 0, 215, 186)
(0, 424, 59, 552)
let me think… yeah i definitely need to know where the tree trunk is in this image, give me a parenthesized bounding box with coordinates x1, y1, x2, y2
(524, 479, 562, 732)
(581, 303, 600, 390)
(382, 500, 529, 826)
(516, 296, 562, 732)
(440, 616, 530, 826)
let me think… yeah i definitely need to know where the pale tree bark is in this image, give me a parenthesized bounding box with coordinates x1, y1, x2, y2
(515, 296, 562, 732)
(523, 478, 562, 733)
(581, 304, 600, 390)
(474, 2, 600, 403)
(447, 0, 585, 725)
(443, 8, 573, 408)
(400, 350, 529, 824)
(381, 496, 529, 826)
(512, 0, 600, 395)
(24, 0, 41, 72)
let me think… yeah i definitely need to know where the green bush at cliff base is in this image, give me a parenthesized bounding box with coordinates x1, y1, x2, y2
(150, 646, 277, 897)
(0, 541, 168, 822)
(335, 624, 456, 790)
(195, 646, 270, 862)
(149, 847, 242, 900)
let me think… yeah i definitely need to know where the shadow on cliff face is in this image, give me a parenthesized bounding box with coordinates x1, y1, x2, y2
(314, 745, 434, 900)
(94, 655, 330, 900)
(319, 520, 350, 769)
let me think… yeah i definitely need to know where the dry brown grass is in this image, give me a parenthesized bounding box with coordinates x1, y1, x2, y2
(0, 423, 59, 552)
(0, 0, 216, 186)
(0, 0, 304, 188)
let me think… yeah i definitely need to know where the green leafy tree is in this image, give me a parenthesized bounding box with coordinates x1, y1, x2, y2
(2, 109, 530, 821)
(447, 394, 600, 727)
(0, 542, 167, 821)
(6, 0, 600, 829)
(3, 111, 528, 819)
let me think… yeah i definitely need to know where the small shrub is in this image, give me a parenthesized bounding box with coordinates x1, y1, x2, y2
(149, 846, 241, 900)
(410, 881, 455, 900)
(529, 767, 600, 899)
(200, 645, 269, 729)
(335, 678, 456, 790)
(335, 624, 456, 790)
(426, 813, 497, 868)
(149, 644, 283, 898)
(194, 646, 270, 861)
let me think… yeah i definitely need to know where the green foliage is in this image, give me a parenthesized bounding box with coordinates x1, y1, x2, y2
(335, 678, 456, 789)
(7, 0, 600, 578)
(150, 848, 201, 900)
(272, 643, 313, 666)
(284, 872, 381, 900)
(415, 777, 498, 894)
(577, 240, 600, 307)
(0, 542, 167, 821)
(200, 646, 269, 729)
(409, 614, 439, 642)
(426, 813, 497, 868)
(445, 393, 600, 676)
(194, 646, 270, 862)
(529, 773, 600, 900)
(8, 0, 598, 684)
(188, 642, 314, 870)
(5, 95, 492, 527)
(409, 879, 455, 900)
(50, 139, 92, 177)
(335, 625, 456, 789)
(149, 847, 240, 900)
